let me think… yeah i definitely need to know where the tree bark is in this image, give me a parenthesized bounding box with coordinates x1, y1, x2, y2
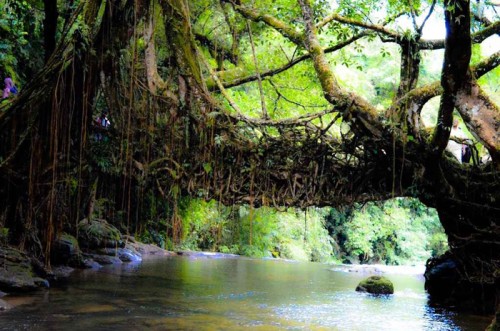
(43, 0, 59, 62)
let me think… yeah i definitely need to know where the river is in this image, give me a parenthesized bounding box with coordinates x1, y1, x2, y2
(0, 254, 491, 330)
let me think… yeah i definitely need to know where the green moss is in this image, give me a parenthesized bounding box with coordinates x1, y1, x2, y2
(486, 309, 500, 331)
(60, 233, 79, 248)
(355, 275, 394, 295)
(78, 219, 122, 249)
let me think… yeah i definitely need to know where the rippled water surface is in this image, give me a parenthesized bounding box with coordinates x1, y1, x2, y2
(0, 255, 491, 330)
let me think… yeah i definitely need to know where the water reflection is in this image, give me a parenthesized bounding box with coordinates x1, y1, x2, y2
(0, 256, 491, 330)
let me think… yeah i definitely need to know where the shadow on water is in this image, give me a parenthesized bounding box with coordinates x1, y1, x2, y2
(0, 256, 492, 331)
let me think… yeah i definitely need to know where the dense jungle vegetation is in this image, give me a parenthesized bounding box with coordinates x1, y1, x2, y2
(136, 197, 447, 265)
(0, 0, 499, 316)
(0, 0, 457, 266)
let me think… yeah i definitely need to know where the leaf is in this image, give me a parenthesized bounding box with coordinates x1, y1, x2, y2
(340, 122, 350, 135)
(203, 162, 212, 174)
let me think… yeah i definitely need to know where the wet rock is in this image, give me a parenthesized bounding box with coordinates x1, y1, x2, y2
(424, 254, 460, 304)
(96, 247, 142, 263)
(0, 245, 49, 292)
(77, 219, 124, 249)
(355, 275, 394, 295)
(88, 254, 122, 265)
(49, 266, 75, 281)
(424, 252, 497, 314)
(83, 258, 102, 269)
(34, 277, 50, 288)
(51, 233, 84, 267)
(126, 241, 173, 257)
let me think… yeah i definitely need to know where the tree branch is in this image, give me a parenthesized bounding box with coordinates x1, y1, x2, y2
(418, 0, 437, 35)
(456, 80, 500, 163)
(419, 20, 500, 50)
(393, 50, 500, 114)
(223, 0, 304, 44)
(393, 50, 499, 142)
(297, 0, 382, 138)
(207, 31, 370, 90)
(194, 32, 239, 65)
(316, 12, 399, 40)
(432, 0, 471, 153)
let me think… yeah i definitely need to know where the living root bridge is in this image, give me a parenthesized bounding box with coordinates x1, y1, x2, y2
(0, 0, 499, 317)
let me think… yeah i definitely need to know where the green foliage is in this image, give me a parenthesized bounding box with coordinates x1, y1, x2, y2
(171, 197, 446, 266)
(0, 0, 45, 81)
(175, 198, 334, 262)
(0, 227, 9, 244)
(91, 198, 112, 220)
(326, 198, 448, 265)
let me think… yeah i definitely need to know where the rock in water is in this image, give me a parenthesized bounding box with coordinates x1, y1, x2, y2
(77, 219, 124, 249)
(424, 252, 497, 313)
(355, 275, 394, 295)
(51, 233, 84, 267)
(0, 245, 49, 292)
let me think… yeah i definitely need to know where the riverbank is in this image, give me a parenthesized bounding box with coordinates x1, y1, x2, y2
(0, 219, 247, 313)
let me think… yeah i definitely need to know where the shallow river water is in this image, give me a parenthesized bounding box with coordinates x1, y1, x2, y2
(0, 254, 491, 330)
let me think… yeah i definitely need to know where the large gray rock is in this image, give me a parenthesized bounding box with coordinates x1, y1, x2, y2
(50, 266, 75, 281)
(125, 238, 173, 257)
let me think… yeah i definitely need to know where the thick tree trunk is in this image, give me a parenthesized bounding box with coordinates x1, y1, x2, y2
(425, 202, 500, 314)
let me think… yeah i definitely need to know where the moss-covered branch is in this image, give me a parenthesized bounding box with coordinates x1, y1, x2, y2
(392, 50, 499, 113)
(222, 0, 303, 45)
(456, 82, 500, 163)
(297, 0, 382, 138)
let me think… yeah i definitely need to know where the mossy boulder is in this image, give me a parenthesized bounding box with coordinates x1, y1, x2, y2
(51, 233, 84, 267)
(77, 219, 124, 249)
(355, 275, 394, 295)
(0, 245, 49, 292)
